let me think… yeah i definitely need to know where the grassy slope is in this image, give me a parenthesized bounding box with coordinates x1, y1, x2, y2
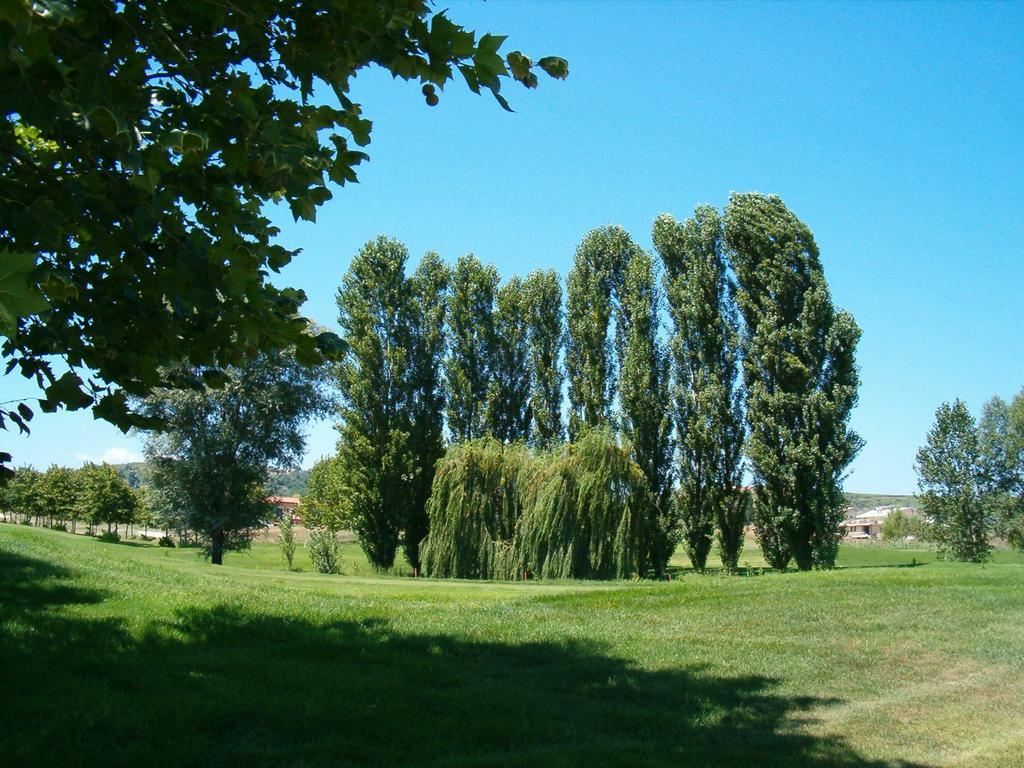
(1, 525, 1022, 768)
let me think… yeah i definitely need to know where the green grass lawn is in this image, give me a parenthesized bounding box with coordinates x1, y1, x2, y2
(2, 524, 1022, 767)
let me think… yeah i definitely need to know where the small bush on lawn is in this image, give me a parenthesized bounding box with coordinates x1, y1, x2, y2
(158, 536, 176, 548)
(50, 523, 68, 532)
(97, 530, 121, 544)
(308, 528, 340, 574)
(278, 513, 296, 570)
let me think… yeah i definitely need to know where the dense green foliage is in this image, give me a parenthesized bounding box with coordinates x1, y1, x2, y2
(445, 254, 498, 442)
(404, 253, 450, 570)
(308, 527, 340, 574)
(916, 400, 991, 562)
(0, 0, 565, 470)
(655, 208, 746, 572)
(331, 195, 864, 578)
(979, 390, 1024, 548)
(301, 456, 349, 532)
(142, 350, 330, 564)
(334, 238, 415, 570)
(517, 429, 649, 580)
(421, 439, 532, 579)
(616, 248, 675, 576)
(423, 430, 660, 580)
(78, 462, 140, 534)
(1, 461, 140, 535)
(487, 277, 532, 442)
(879, 508, 931, 543)
(110, 460, 310, 498)
(523, 269, 565, 447)
(36, 464, 81, 530)
(2, 464, 42, 521)
(566, 227, 633, 439)
(277, 511, 295, 570)
(726, 193, 862, 571)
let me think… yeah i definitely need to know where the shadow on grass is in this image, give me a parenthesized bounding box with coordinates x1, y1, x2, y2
(0, 549, 927, 768)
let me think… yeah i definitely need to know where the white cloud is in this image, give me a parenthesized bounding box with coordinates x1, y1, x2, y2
(75, 446, 144, 465)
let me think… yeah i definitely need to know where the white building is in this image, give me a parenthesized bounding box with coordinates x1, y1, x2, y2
(840, 506, 920, 539)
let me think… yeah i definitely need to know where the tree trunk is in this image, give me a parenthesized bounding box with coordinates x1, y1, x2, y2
(210, 529, 225, 565)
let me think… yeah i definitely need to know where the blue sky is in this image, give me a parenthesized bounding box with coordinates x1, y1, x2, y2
(4, 1, 1022, 493)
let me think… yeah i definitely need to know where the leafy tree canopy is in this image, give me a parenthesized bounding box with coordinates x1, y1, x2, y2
(0, 0, 567, 467)
(142, 349, 332, 563)
(916, 399, 991, 562)
(979, 390, 1024, 548)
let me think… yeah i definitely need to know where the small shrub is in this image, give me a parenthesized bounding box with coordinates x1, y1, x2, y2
(278, 513, 296, 570)
(50, 522, 68, 532)
(158, 535, 176, 548)
(308, 528, 340, 574)
(97, 530, 121, 544)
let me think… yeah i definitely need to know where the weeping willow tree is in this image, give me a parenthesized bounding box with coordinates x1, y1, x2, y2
(516, 428, 649, 580)
(421, 439, 535, 579)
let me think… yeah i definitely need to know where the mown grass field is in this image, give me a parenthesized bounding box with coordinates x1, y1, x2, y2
(1, 524, 1022, 767)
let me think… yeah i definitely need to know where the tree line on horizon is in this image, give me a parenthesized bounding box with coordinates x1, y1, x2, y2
(0, 462, 142, 538)
(303, 192, 863, 578)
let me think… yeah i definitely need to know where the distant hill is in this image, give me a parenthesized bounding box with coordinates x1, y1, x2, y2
(843, 492, 918, 512)
(113, 462, 311, 498)
(266, 469, 311, 497)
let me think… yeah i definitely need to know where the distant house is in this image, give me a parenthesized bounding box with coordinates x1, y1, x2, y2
(840, 506, 920, 540)
(268, 496, 301, 524)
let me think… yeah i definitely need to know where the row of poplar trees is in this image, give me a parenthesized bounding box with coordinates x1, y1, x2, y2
(320, 192, 862, 576)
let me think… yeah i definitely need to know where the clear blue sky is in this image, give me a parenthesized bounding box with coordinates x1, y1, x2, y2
(4, 1, 1022, 494)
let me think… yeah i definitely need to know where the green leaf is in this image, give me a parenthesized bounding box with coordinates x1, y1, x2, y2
(290, 197, 317, 223)
(538, 57, 570, 80)
(492, 91, 514, 113)
(478, 34, 507, 56)
(92, 391, 135, 431)
(0, 250, 49, 336)
(506, 51, 532, 82)
(267, 249, 293, 272)
(163, 129, 209, 154)
(42, 371, 93, 412)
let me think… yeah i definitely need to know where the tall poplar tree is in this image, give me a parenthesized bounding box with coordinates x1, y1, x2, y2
(566, 226, 633, 440)
(335, 237, 414, 570)
(445, 254, 498, 442)
(404, 252, 450, 571)
(487, 277, 532, 442)
(655, 208, 747, 572)
(725, 193, 862, 571)
(616, 248, 675, 576)
(524, 269, 565, 447)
